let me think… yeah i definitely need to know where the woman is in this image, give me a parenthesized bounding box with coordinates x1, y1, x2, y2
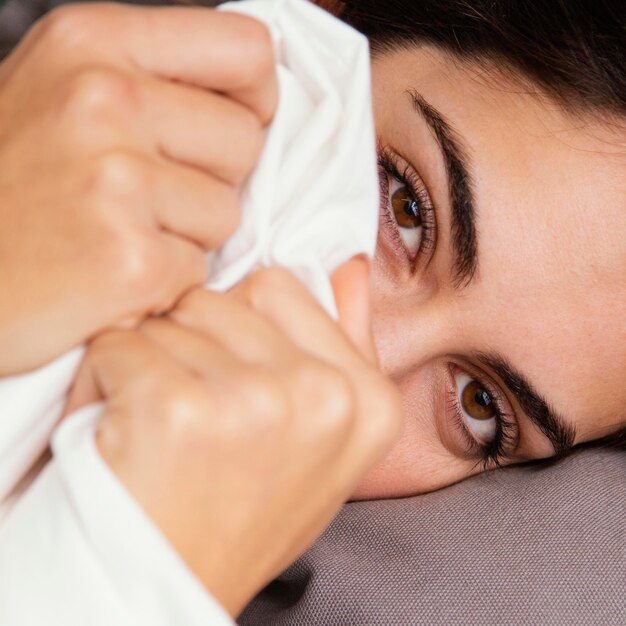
(324, 0, 626, 498)
(0, 0, 623, 621)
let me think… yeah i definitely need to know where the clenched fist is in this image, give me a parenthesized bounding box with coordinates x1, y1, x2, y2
(68, 261, 402, 616)
(0, 3, 277, 375)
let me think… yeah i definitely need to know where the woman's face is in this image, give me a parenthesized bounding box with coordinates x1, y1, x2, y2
(353, 46, 626, 499)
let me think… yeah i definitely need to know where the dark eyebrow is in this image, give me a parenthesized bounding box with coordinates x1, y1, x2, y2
(478, 353, 576, 457)
(408, 90, 478, 287)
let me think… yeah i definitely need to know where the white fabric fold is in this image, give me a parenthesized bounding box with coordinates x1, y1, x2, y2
(0, 0, 378, 623)
(207, 0, 379, 314)
(0, 404, 234, 626)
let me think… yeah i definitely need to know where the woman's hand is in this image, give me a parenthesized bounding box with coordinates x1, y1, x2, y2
(0, 3, 277, 375)
(68, 263, 402, 616)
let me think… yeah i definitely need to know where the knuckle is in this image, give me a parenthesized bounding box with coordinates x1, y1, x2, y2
(237, 368, 289, 429)
(37, 5, 93, 49)
(36, 4, 124, 52)
(298, 362, 354, 433)
(89, 151, 148, 199)
(84, 154, 161, 303)
(158, 384, 206, 429)
(64, 68, 137, 120)
(108, 232, 160, 299)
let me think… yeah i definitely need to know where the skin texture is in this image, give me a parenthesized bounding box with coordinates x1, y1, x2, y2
(352, 47, 626, 499)
(1, 1, 624, 616)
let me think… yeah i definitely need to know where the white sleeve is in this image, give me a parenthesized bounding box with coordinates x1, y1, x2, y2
(0, 405, 234, 626)
(0, 348, 83, 503)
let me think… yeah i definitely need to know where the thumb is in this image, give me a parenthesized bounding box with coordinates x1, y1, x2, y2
(330, 255, 377, 363)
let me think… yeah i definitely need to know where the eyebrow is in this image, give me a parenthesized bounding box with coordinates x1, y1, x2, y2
(408, 90, 478, 287)
(478, 353, 577, 457)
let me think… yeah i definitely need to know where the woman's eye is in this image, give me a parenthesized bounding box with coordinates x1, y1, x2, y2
(388, 176, 423, 257)
(455, 372, 497, 444)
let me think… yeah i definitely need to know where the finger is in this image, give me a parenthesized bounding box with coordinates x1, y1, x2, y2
(82, 331, 186, 401)
(169, 288, 296, 364)
(139, 316, 240, 378)
(231, 269, 373, 368)
(141, 157, 242, 250)
(170, 269, 375, 372)
(138, 78, 266, 186)
(67, 5, 278, 124)
(163, 290, 363, 450)
(231, 269, 401, 472)
(74, 232, 206, 339)
(330, 256, 377, 362)
(150, 233, 208, 314)
(140, 317, 350, 448)
(79, 330, 215, 462)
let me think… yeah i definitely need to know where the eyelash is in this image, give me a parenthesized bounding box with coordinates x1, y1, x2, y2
(377, 147, 517, 466)
(445, 367, 517, 468)
(377, 147, 436, 268)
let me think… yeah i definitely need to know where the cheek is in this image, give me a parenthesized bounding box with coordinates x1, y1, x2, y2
(350, 429, 472, 500)
(350, 375, 475, 500)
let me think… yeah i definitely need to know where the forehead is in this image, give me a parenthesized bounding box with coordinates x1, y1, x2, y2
(372, 47, 626, 438)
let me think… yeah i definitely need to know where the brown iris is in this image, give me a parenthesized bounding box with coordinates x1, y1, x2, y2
(461, 381, 496, 421)
(391, 186, 422, 229)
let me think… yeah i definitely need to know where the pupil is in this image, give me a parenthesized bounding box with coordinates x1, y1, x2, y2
(404, 198, 420, 219)
(475, 389, 491, 407)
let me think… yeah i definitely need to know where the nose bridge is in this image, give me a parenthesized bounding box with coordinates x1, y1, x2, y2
(373, 296, 460, 380)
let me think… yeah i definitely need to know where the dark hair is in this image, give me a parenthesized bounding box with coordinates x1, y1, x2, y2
(341, 0, 626, 118)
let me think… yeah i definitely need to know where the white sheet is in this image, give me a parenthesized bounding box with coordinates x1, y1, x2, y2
(0, 0, 378, 623)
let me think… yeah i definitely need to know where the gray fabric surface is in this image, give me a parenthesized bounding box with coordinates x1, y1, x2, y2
(0, 0, 46, 56)
(240, 449, 625, 625)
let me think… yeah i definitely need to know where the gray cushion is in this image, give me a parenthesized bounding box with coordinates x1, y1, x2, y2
(240, 449, 625, 625)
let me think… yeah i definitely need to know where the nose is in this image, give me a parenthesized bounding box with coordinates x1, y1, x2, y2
(371, 295, 457, 380)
